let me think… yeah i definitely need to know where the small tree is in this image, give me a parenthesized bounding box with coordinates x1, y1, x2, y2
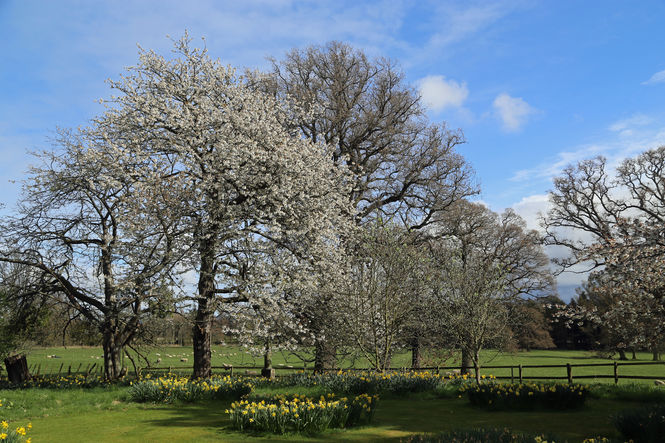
(430, 202, 554, 375)
(333, 221, 430, 371)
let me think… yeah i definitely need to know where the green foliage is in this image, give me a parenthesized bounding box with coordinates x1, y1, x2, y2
(226, 392, 378, 434)
(127, 374, 252, 403)
(589, 383, 665, 402)
(403, 428, 560, 443)
(464, 382, 589, 410)
(0, 373, 120, 390)
(613, 403, 665, 442)
(277, 370, 446, 395)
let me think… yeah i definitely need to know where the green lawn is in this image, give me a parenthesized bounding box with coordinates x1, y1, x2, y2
(0, 387, 639, 442)
(16, 347, 665, 384)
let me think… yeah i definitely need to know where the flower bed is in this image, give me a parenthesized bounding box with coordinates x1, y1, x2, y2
(128, 375, 252, 403)
(463, 382, 589, 410)
(226, 392, 378, 434)
(0, 414, 32, 443)
(277, 370, 448, 395)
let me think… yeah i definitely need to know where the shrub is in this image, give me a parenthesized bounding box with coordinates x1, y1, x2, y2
(464, 382, 589, 410)
(128, 374, 252, 403)
(277, 370, 448, 395)
(0, 373, 117, 390)
(402, 428, 559, 442)
(226, 392, 378, 434)
(589, 383, 665, 402)
(614, 403, 665, 442)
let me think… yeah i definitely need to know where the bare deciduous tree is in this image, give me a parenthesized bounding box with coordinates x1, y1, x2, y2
(269, 41, 478, 369)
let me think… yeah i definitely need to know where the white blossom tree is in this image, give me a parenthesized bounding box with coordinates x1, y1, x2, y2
(98, 36, 353, 378)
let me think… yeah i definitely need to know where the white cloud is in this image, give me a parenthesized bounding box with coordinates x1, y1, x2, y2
(608, 113, 653, 133)
(642, 68, 665, 85)
(418, 75, 469, 112)
(492, 93, 537, 132)
(511, 121, 665, 183)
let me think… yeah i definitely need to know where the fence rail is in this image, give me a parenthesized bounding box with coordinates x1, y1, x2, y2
(136, 360, 665, 384)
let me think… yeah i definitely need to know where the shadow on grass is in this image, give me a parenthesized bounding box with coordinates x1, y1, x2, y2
(134, 396, 628, 442)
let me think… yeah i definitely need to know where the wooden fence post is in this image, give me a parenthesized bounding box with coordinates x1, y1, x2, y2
(518, 364, 523, 383)
(511, 366, 514, 383)
(614, 361, 619, 385)
(566, 363, 573, 384)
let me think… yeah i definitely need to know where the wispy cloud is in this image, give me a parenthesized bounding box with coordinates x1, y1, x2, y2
(418, 75, 468, 112)
(642, 68, 665, 85)
(510, 115, 665, 183)
(493, 93, 537, 132)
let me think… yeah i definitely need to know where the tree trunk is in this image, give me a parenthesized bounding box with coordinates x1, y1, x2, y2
(411, 336, 421, 369)
(192, 296, 212, 378)
(193, 243, 216, 379)
(314, 340, 337, 372)
(461, 348, 473, 375)
(473, 349, 481, 383)
(653, 350, 661, 361)
(4, 354, 30, 384)
(618, 349, 628, 361)
(261, 344, 275, 379)
(632, 349, 637, 360)
(102, 324, 123, 380)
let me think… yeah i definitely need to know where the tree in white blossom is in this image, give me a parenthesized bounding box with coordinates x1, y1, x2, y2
(98, 36, 353, 378)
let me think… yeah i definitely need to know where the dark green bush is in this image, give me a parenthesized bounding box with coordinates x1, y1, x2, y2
(614, 403, 665, 442)
(464, 382, 589, 410)
(402, 428, 559, 442)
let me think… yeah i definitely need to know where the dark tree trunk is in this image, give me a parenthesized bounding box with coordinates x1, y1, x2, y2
(193, 243, 215, 379)
(314, 340, 337, 372)
(192, 296, 212, 378)
(618, 349, 628, 361)
(4, 354, 30, 384)
(102, 323, 123, 380)
(411, 336, 421, 369)
(632, 349, 637, 360)
(653, 350, 661, 361)
(261, 344, 275, 379)
(461, 348, 473, 375)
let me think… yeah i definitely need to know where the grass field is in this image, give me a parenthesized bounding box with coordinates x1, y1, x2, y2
(13, 347, 665, 384)
(3, 348, 665, 441)
(0, 385, 649, 442)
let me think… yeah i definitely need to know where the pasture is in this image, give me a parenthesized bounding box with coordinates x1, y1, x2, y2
(17, 347, 665, 383)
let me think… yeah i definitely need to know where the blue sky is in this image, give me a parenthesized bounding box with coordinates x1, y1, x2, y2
(2, 0, 665, 297)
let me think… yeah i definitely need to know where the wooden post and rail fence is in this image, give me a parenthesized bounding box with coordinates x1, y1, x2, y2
(133, 360, 665, 384)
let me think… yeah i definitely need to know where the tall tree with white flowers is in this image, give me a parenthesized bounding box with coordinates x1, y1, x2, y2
(98, 36, 353, 378)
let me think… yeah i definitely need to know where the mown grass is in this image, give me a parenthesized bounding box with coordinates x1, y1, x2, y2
(1, 386, 644, 442)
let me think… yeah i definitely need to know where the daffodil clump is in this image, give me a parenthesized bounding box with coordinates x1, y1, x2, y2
(463, 382, 589, 410)
(280, 370, 448, 395)
(226, 392, 378, 434)
(0, 417, 33, 443)
(128, 374, 252, 403)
